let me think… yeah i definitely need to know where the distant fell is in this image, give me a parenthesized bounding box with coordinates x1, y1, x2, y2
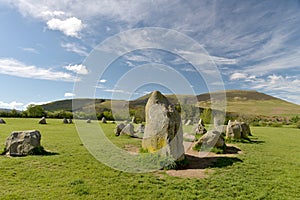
(38, 90, 300, 117)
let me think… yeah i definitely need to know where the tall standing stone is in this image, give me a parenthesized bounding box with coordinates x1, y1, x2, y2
(142, 91, 184, 161)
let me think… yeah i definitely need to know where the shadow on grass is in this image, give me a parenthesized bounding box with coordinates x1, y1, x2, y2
(1, 146, 59, 157)
(28, 146, 59, 156)
(223, 146, 241, 154)
(226, 137, 265, 144)
(184, 154, 243, 169)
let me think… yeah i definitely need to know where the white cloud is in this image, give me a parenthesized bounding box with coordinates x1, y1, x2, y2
(0, 101, 24, 110)
(61, 43, 88, 56)
(231, 74, 300, 105)
(230, 72, 247, 80)
(180, 67, 196, 72)
(99, 79, 107, 83)
(104, 89, 127, 94)
(41, 10, 66, 18)
(0, 58, 76, 82)
(64, 64, 89, 75)
(20, 47, 39, 54)
(46, 17, 84, 37)
(64, 92, 75, 97)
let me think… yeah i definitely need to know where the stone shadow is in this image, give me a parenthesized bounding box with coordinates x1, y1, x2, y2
(223, 146, 241, 154)
(184, 154, 243, 169)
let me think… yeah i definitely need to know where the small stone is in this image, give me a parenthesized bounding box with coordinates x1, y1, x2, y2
(63, 118, 69, 124)
(185, 119, 192, 126)
(101, 117, 107, 123)
(114, 123, 126, 136)
(39, 117, 46, 124)
(196, 130, 225, 149)
(120, 124, 135, 136)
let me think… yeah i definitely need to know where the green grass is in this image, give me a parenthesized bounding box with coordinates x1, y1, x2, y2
(0, 118, 300, 199)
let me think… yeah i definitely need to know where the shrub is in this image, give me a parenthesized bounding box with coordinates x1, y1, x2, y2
(296, 121, 300, 129)
(269, 122, 282, 127)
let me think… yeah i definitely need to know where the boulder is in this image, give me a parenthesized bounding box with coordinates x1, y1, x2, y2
(120, 123, 135, 136)
(0, 118, 6, 124)
(39, 117, 46, 124)
(136, 124, 145, 133)
(101, 117, 107, 123)
(196, 130, 225, 149)
(114, 123, 126, 136)
(63, 118, 69, 124)
(183, 133, 196, 142)
(86, 119, 91, 123)
(4, 130, 41, 156)
(142, 91, 184, 161)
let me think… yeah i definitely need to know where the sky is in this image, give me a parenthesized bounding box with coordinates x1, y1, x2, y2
(0, 0, 300, 110)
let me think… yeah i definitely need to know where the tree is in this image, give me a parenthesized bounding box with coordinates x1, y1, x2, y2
(200, 108, 212, 124)
(26, 104, 45, 118)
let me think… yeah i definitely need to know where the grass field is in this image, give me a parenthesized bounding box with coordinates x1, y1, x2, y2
(0, 118, 300, 199)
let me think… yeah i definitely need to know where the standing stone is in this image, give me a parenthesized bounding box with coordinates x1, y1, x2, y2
(226, 120, 250, 139)
(4, 130, 41, 156)
(63, 118, 69, 124)
(120, 123, 135, 136)
(86, 119, 91, 123)
(101, 117, 107, 123)
(39, 117, 46, 124)
(114, 123, 126, 136)
(142, 91, 184, 161)
(136, 124, 145, 133)
(0, 118, 6, 124)
(240, 122, 251, 138)
(69, 119, 73, 124)
(226, 120, 241, 139)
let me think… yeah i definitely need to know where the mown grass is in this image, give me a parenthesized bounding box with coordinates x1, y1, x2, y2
(0, 118, 299, 199)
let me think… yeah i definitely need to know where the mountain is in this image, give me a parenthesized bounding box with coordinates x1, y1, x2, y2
(0, 108, 13, 112)
(39, 90, 300, 117)
(196, 90, 300, 116)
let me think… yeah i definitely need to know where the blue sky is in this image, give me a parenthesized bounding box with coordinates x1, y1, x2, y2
(0, 0, 300, 110)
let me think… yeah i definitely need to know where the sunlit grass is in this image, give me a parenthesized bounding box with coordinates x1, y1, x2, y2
(0, 118, 299, 199)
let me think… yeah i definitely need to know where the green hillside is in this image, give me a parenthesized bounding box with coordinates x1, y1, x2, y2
(196, 90, 300, 116)
(39, 90, 300, 117)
